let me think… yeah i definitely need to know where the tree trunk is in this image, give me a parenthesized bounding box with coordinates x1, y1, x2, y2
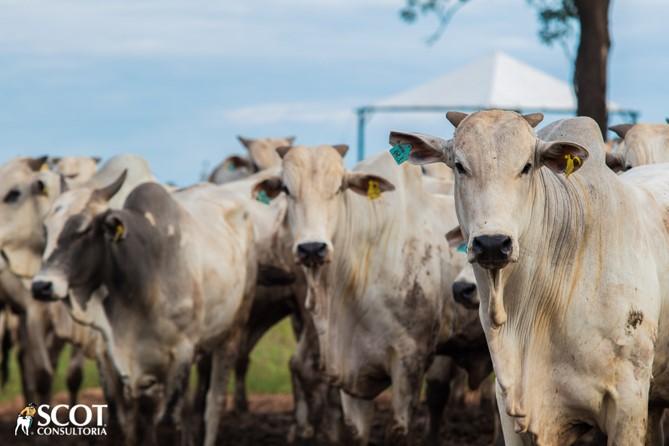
(573, 0, 611, 139)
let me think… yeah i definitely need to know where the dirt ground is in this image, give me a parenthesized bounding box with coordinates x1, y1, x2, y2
(0, 388, 612, 446)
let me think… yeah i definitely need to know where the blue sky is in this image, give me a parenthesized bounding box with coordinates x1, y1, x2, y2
(1, 0, 667, 184)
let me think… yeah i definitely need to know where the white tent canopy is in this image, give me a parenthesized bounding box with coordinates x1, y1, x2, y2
(356, 52, 638, 160)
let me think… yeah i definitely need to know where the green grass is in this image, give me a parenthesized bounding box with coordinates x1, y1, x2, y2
(0, 318, 296, 402)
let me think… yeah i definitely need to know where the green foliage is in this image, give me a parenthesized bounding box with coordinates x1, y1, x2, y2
(1, 318, 297, 402)
(528, 0, 578, 47)
(399, 0, 578, 51)
(0, 346, 100, 403)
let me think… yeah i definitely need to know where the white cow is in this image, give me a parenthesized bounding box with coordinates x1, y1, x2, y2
(221, 167, 348, 443)
(391, 110, 669, 445)
(49, 156, 100, 186)
(606, 122, 669, 171)
(254, 145, 462, 444)
(209, 136, 295, 184)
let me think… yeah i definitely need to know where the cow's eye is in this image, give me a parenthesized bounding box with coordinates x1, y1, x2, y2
(281, 185, 290, 196)
(624, 165, 633, 171)
(454, 162, 466, 175)
(521, 163, 532, 175)
(3, 189, 20, 203)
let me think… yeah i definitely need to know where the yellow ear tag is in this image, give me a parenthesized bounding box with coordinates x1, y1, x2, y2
(564, 153, 581, 177)
(40, 163, 49, 172)
(367, 180, 381, 200)
(113, 224, 125, 243)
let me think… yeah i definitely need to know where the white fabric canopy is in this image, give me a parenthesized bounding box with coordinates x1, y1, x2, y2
(376, 52, 620, 112)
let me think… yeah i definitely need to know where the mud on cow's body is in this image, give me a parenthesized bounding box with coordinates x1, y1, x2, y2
(391, 111, 669, 445)
(254, 145, 464, 445)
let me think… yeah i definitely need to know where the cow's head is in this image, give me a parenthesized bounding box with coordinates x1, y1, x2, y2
(50, 156, 100, 186)
(390, 110, 589, 272)
(446, 226, 479, 310)
(0, 157, 64, 275)
(252, 145, 394, 269)
(606, 123, 669, 171)
(238, 136, 295, 171)
(32, 171, 127, 301)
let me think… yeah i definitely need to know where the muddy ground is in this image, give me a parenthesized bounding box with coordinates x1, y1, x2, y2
(0, 389, 620, 445)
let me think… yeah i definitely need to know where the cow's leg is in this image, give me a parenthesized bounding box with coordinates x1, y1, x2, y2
(18, 310, 54, 404)
(602, 367, 651, 446)
(645, 408, 665, 446)
(233, 350, 250, 412)
(605, 407, 648, 446)
(495, 381, 529, 446)
(340, 391, 375, 445)
(192, 353, 211, 446)
(424, 356, 454, 446)
(204, 346, 236, 446)
(288, 325, 319, 443)
(385, 356, 423, 446)
(234, 291, 295, 413)
(66, 346, 85, 406)
(96, 354, 126, 438)
(288, 350, 314, 443)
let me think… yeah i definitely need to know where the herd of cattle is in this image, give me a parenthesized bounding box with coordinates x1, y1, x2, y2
(0, 110, 668, 446)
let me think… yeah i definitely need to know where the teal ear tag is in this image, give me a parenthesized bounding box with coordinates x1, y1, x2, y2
(457, 243, 467, 253)
(256, 190, 270, 205)
(389, 143, 412, 165)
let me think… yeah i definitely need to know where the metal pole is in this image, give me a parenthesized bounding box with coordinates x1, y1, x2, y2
(357, 108, 366, 161)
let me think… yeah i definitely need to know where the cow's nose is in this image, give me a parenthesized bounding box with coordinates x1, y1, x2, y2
(32, 281, 54, 301)
(471, 234, 513, 269)
(452, 281, 479, 310)
(296, 242, 328, 267)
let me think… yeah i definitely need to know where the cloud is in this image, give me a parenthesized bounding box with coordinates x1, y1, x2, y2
(218, 101, 357, 126)
(0, 0, 404, 57)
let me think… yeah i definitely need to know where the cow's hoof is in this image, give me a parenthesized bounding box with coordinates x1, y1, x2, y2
(287, 424, 315, 445)
(385, 423, 411, 446)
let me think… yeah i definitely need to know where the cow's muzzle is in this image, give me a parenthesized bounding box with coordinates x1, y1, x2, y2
(31, 280, 55, 301)
(296, 242, 328, 268)
(471, 234, 513, 269)
(452, 280, 479, 310)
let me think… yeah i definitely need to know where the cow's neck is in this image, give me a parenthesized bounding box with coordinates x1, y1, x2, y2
(306, 191, 393, 376)
(104, 217, 175, 311)
(487, 168, 589, 430)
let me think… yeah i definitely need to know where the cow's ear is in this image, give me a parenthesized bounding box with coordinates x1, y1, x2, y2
(605, 152, 625, 172)
(388, 131, 453, 167)
(332, 144, 349, 158)
(343, 172, 395, 198)
(446, 111, 468, 128)
(224, 155, 253, 171)
(26, 156, 49, 172)
(92, 170, 127, 202)
(237, 135, 253, 149)
(103, 212, 126, 243)
(538, 140, 589, 176)
(522, 113, 544, 128)
(252, 176, 284, 202)
(32, 178, 49, 197)
(609, 124, 634, 139)
(445, 226, 465, 248)
(276, 146, 292, 159)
